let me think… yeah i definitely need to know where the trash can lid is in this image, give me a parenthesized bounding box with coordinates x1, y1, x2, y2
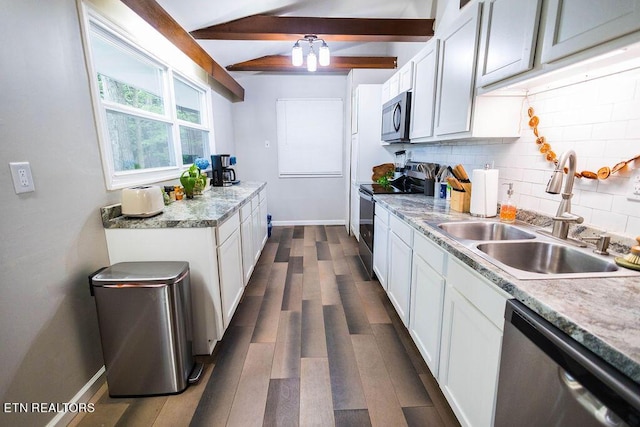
(91, 261, 189, 286)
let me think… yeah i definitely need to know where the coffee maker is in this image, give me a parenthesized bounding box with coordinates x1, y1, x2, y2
(211, 154, 236, 187)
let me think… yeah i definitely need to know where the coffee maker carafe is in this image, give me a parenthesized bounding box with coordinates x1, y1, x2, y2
(211, 154, 236, 186)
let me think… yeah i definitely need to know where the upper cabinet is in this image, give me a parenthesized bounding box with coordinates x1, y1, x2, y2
(409, 40, 439, 140)
(541, 0, 640, 63)
(381, 61, 414, 104)
(476, 0, 543, 87)
(434, 2, 482, 136)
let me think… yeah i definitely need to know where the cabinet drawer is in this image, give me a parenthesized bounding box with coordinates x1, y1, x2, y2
(375, 204, 390, 225)
(218, 211, 240, 244)
(446, 257, 508, 330)
(389, 214, 413, 246)
(413, 232, 446, 275)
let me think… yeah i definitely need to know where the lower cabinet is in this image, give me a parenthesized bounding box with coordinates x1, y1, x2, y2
(438, 257, 508, 427)
(386, 214, 413, 327)
(217, 214, 243, 330)
(372, 205, 390, 289)
(409, 232, 446, 377)
(240, 200, 254, 285)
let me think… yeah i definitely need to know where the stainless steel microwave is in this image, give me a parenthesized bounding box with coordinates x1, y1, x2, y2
(381, 91, 411, 143)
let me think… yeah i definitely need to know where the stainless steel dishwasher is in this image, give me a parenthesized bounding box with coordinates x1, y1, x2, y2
(90, 261, 202, 397)
(495, 300, 640, 427)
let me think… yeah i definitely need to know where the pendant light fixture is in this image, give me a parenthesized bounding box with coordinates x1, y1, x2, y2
(291, 35, 330, 71)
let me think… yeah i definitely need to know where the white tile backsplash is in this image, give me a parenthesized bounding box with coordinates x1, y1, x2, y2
(410, 66, 640, 239)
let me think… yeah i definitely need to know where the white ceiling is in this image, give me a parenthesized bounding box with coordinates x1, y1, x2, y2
(155, 0, 436, 70)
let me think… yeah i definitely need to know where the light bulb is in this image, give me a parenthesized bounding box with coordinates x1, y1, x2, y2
(319, 42, 330, 66)
(307, 50, 317, 72)
(292, 42, 303, 66)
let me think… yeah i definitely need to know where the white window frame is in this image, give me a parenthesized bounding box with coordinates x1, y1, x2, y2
(79, 5, 214, 190)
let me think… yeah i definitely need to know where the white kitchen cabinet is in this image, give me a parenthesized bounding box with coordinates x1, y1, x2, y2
(398, 61, 414, 93)
(476, 0, 542, 87)
(217, 212, 244, 330)
(350, 184, 360, 239)
(387, 214, 413, 327)
(540, 0, 640, 64)
(409, 40, 439, 141)
(409, 232, 446, 377)
(438, 256, 509, 427)
(372, 204, 390, 289)
(105, 227, 223, 355)
(259, 189, 268, 248)
(434, 2, 481, 136)
(251, 197, 261, 264)
(240, 200, 254, 285)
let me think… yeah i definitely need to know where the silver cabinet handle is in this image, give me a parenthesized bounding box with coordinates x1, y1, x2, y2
(559, 368, 627, 427)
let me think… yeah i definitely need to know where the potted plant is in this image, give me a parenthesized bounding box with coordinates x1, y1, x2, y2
(180, 164, 207, 199)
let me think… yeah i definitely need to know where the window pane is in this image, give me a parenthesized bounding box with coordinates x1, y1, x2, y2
(180, 126, 208, 164)
(90, 28, 165, 114)
(106, 111, 175, 171)
(174, 78, 202, 124)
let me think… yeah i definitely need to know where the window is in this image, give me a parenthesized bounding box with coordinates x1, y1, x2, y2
(85, 18, 212, 189)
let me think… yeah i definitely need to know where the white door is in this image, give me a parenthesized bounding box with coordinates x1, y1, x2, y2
(439, 286, 503, 427)
(541, 0, 640, 63)
(252, 204, 261, 263)
(434, 3, 481, 136)
(240, 216, 253, 285)
(387, 231, 412, 326)
(409, 253, 445, 377)
(372, 213, 389, 289)
(259, 193, 268, 248)
(218, 228, 244, 329)
(409, 40, 439, 140)
(476, 0, 542, 87)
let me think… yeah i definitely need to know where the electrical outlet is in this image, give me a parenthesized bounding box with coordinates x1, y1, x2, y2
(628, 169, 640, 202)
(9, 162, 35, 194)
(265, 140, 270, 148)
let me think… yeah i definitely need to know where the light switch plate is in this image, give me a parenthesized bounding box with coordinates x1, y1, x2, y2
(9, 162, 35, 194)
(627, 169, 640, 202)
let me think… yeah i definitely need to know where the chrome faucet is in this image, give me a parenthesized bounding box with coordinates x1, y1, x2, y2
(545, 150, 584, 240)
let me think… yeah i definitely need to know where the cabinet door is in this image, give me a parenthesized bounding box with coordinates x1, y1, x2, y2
(409, 41, 439, 140)
(387, 231, 412, 327)
(372, 214, 389, 289)
(381, 80, 391, 105)
(240, 216, 253, 285)
(259, 193, 268, 248)
(398, 61, 414, 93)
(218, 228, 244, 329)
(476, 0, 542, 87)
(434, 3, 481, 136)
(350, 185, 360, 239)
(389, 73, 400, 99)
(541, 0, 640, 63)
(252, 205, 261, 263)
(409, 254, 445, 377)
(439, 286, 503, 427)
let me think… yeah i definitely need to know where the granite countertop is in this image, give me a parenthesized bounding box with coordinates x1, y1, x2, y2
(101, 182, 266, 229)
(374, 193, 640, 384)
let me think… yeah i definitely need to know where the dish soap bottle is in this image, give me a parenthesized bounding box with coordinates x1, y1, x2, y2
(500, 183, 517, 223)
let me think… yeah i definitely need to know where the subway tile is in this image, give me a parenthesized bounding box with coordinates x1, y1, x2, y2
(591, 209, 629, 233)
(625, 215, 640, 237)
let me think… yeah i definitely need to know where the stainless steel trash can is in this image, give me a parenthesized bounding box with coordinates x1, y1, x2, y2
(90, 261, 197, 397)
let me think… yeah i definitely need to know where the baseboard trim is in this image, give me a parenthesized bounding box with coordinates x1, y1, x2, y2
(46, 366, 105, 427)
(271, 219, 345, 226)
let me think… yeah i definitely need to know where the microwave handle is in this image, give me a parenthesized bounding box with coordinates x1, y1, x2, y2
(393, 104, 402, 131)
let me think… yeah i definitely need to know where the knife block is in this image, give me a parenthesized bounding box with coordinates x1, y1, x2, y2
(450, 182, 471, 213)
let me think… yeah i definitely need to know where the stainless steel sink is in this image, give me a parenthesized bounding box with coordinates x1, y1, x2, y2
(476, 241, 618, 276)
(437, 221, 536, 241)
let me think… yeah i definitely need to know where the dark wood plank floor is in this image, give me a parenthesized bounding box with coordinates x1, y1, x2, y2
(71, 225, 459, 427)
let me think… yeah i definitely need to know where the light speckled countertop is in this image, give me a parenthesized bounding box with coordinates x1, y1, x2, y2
(374, 194, 640, 384)
(101, 182, 266, 228)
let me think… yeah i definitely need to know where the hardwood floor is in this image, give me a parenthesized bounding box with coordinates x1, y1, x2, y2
(70, 226, 459, 427)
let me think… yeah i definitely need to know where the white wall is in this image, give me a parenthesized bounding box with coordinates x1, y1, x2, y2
(232, 74, 347, 225)
(0, 1, 115, 425)
(408, 67, 640, 240)
(212, 90, 236, 155)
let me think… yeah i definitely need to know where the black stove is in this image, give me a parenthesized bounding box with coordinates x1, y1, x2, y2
(359, 176, 425, 196)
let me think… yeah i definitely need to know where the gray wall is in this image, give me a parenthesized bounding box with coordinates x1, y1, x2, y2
(0, 0, 119, 425)
(232, 74, 347, 225)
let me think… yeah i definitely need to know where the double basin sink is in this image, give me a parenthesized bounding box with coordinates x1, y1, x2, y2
(431, 220, 639, 280)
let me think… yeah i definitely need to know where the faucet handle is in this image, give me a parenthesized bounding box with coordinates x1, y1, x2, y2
(582, 234, 611, 255)
(552, 212, 584, 224)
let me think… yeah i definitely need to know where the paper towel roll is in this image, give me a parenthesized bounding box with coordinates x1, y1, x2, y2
(470, 168, 499, 217)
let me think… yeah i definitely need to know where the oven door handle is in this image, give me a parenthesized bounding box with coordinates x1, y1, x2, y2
(358, 190, 374, 202)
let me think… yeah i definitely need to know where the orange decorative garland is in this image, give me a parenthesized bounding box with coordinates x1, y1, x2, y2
(527, 106, 639, 179)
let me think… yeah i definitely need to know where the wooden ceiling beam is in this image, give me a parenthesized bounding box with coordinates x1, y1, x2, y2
(226, 55, 397, 73)
(191, 15, 434, 42)
(120, 0, 245, 101)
